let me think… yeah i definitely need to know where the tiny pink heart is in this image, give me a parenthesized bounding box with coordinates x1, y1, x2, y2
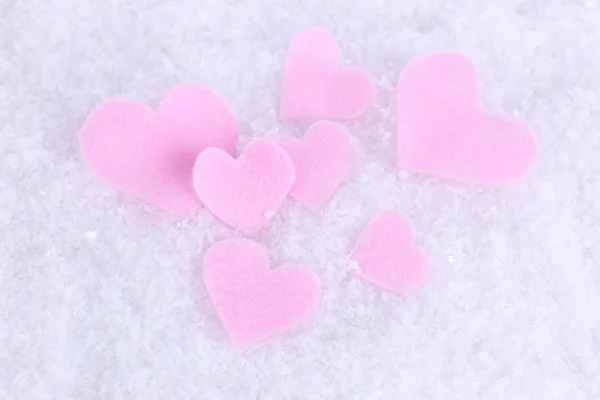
(280, 27, 374, 121)
(351, 210, 428, 294)
(192, 139, 295, 235)
(203, 238, 321, 347)
(397, 52, 538, 185)
(79, 83, 238, 217)
(273, 121, 357, 211)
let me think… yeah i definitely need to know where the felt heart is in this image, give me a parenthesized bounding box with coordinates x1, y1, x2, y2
(397, 52, 538, 185)
(79, 83, 238, 217)
(351, 210, 428, 294)
(203, 238, 321, 347)
(280, 27, 374, 121)
(273, 121, 357, 211)
(192, 139, 295, 235)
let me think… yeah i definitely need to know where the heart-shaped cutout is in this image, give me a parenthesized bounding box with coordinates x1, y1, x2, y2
(273, 121, 357, 211)
(280, 27, 374, 121)
(203, 238, 321, 347)
(79, 83, 238, 217)
(193, 139, 295, 235)
(397, 52, 538, 185)
(351, 210, 428, 294)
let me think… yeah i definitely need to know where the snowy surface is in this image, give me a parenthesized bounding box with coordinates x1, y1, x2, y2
(1, 1, 600, 399)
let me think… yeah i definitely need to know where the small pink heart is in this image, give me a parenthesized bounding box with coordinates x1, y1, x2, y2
(397, 52, 538, 185)
(280, 27, 374, 121)
(192, 139, 295, 235)
(273, 121, 357, 211)
(351, 210, 428, 294)
(79, 83, 238, 217)
(203, 238, 321, 347)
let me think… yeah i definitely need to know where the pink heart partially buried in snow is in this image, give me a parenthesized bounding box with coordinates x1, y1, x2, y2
(203, 238, 321, 347)
(397, 52, 538, 185)
(192, 139, 295, 235)
(79, 83, 238, 217)
(280, 27, 374, 121)
(273, 121, 357, 211)
(351, 210, 429, 295)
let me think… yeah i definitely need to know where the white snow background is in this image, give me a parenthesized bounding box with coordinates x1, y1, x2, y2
(1, 0, 599, 399)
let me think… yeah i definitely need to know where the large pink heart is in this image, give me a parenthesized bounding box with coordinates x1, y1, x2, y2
(192, 139, 295, 235)
(280, 27, 374, 121)
(273, 121, 357, 211)
(79, 83, 238, 217)
(203, 238, 321, 347)
(351, 210, 428, 294)
(397, 52, 538, 185)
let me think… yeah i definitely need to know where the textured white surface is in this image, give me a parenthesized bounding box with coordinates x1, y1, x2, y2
(1, 1, 600, 399)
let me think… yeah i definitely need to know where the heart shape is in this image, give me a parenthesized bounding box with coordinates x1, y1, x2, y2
(79, 83, 238, 217)
(397, 52, 538, 185)
(280, 27, 374, 121)
(273, 121, 357, 211)
(192, 139, 295, 235)
(351, 210, 428, 294)
(203, 238, 321, 347)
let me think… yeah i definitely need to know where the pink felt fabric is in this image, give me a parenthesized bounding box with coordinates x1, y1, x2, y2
(273, 121, 357, 211)
(192, 139, 295, 235)
(79, 83, 238, 217)
(397, 52, 538, 185)
(351, 210, 429, 294)
(203, 238, 321, 347)
(280, 27, 374, 121)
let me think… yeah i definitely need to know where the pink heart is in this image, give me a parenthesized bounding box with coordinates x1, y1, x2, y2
(397, 52, 538, 185)
(192, 139, 295, 235)
(203, 238, 321, 347)
(273, 121, 357, 211)
(280, 27, 374, 121)
(351, 210, 428, 294)
(79, 83, 238, 217)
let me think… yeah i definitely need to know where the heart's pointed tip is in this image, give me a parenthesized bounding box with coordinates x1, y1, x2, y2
(513, 129, 539, 179)
(229, 336, 253, 348)
(170, 201, 202, 220)
(308, 268, 323, 293)
(355, 71, 376, 117)
(304, 202, 324, 213)
(304, 289, 322, 315)
(278, 108, 288, 121)
(328, 67, 375, 120)
(413, 254, 431, 288)
(349, 265, 362, 277)
(387, 264, 430, 295)
(483, 124, 539, 186)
